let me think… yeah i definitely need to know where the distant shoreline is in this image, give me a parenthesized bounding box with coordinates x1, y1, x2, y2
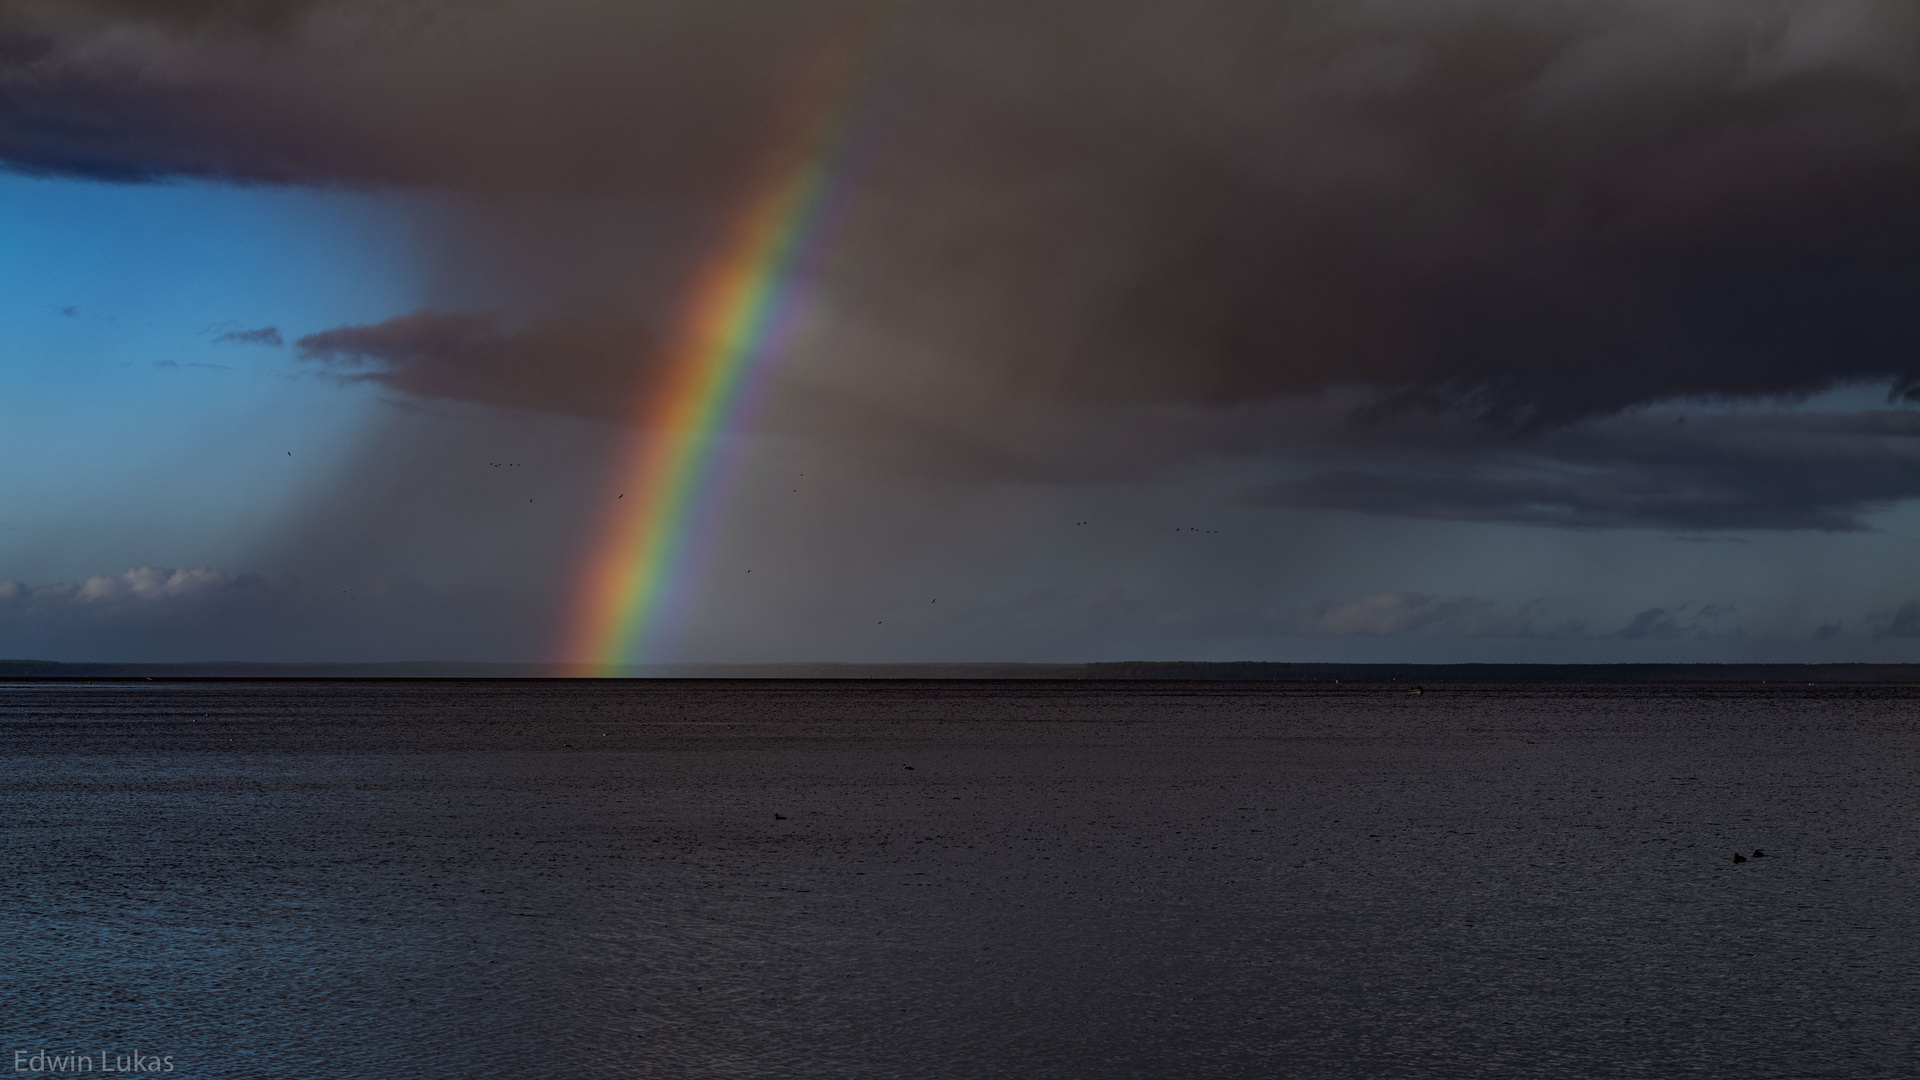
(5, 659, 1920, 682)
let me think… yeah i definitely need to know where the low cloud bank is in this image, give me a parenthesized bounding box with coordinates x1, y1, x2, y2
(1292, 593, 1748, 641)
(8, 1, 1920, 434)
(1294, 592, 1554, 638)
(0, 566, 284, 608)
(1247, 409, 1920, 532)
(0, 565, 525, 661)
(1867, 601, 1920, 638)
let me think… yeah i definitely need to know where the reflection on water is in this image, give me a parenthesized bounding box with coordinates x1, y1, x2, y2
(1, 681, 1915, 1078)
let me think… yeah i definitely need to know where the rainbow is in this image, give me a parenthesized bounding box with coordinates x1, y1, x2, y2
(560, 14, 901, 673)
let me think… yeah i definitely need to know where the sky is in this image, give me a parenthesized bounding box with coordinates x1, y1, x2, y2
(5, 0, 1920, 665)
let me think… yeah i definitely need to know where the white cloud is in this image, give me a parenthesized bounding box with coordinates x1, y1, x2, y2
(0, 565, 525, 662)
(1, 566, 282, 612)
(75, 566, 240, 602)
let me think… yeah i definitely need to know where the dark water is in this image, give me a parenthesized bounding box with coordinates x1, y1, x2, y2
(1, 680, 1915, 1078)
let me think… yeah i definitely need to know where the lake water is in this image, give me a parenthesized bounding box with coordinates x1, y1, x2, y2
(1, 680, 1914, 1078)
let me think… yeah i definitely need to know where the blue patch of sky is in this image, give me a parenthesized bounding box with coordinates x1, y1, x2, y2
(0, 174, 427, 583)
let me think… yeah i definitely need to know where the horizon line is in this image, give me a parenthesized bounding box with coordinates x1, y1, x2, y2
(6, 659, 1920, 683)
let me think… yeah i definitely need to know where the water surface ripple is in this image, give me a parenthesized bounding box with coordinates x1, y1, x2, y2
(1, 680, 1914, 1078)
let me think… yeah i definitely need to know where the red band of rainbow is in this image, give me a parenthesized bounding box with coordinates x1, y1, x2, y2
(560, 11, 904, 673)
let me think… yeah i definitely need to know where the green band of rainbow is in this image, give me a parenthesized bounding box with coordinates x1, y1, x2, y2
(560, 14, 900, 673)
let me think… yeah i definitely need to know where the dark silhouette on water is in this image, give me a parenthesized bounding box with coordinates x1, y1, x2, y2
(1734, 853, 1747, 863)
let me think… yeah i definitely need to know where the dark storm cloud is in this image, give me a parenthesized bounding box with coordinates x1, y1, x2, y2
(9, 0, 1920, 546)
(1278, 599, 1745, 643)
(3, 0, 1919, 422)
(1870, 601, 1920, 638)
(1613, 604, 1740, 641)
(1614, 608, 1681, 640)
(0, 0, 867, 192)
(837, 0, 1920, 421)
(297, 309, 652, 420)
(1, 0, 334, 32)
(1245, 409, 1920, 531)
